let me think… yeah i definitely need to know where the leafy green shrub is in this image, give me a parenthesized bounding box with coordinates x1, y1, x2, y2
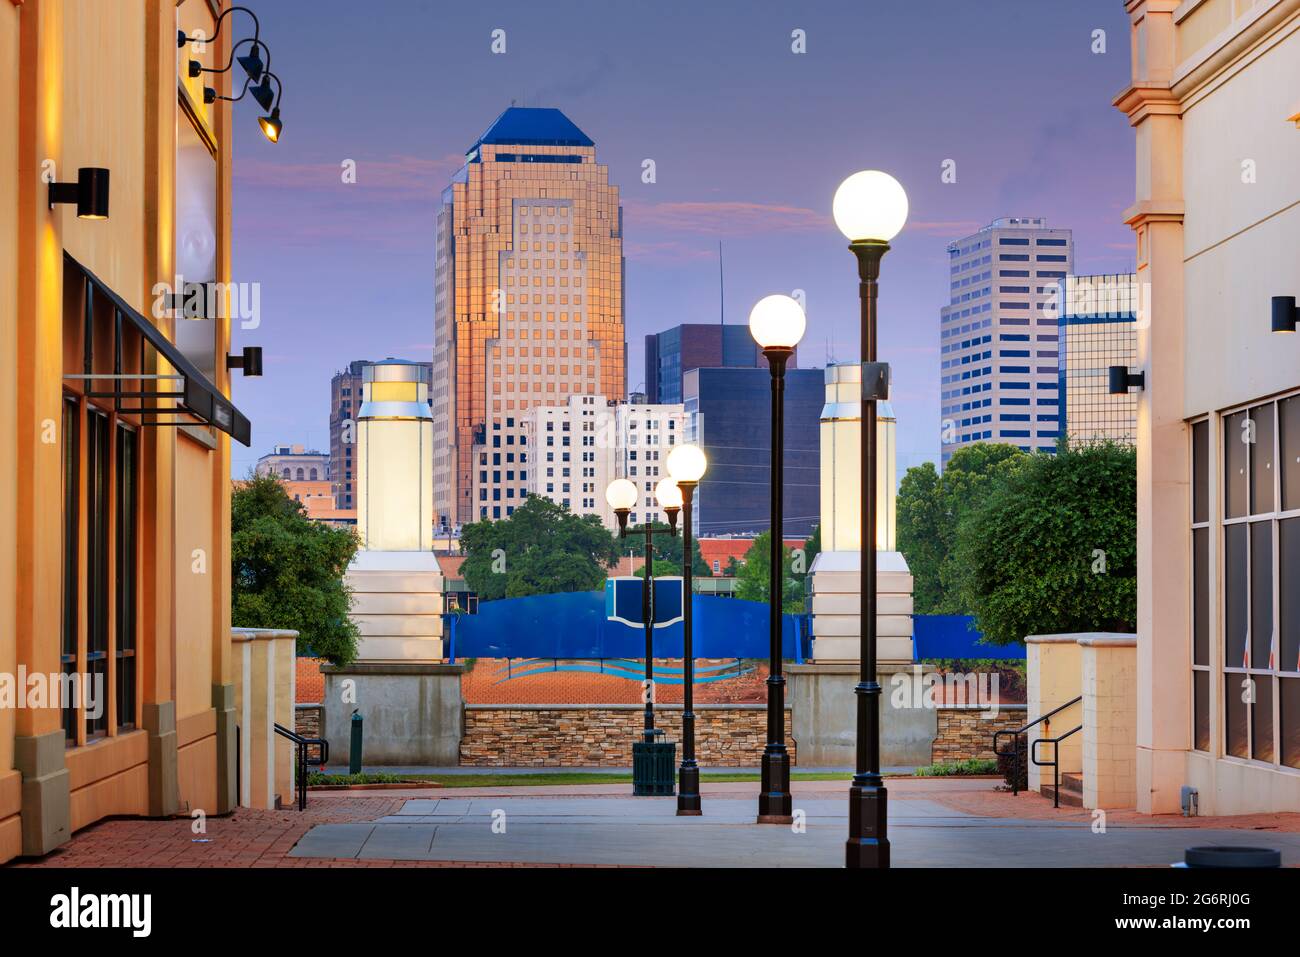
(914, 758, 999, 777)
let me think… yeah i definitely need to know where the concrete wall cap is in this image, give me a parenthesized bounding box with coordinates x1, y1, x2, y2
(1025, 632, 1098, 644)
(231, 627, 300, 641)
(1076, 634, 1139, 648)
(323, 662, 466, 675)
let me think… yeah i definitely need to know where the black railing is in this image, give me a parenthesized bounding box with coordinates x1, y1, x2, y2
(1031, 723, 1083, 808)
(274, 723, 328, 811)
(993, 695, 1082, 800)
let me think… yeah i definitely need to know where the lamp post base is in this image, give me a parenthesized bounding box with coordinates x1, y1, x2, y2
(845, 780, 890, 868)
(757, 746, 793, 823)
(677, 765, 701, 815)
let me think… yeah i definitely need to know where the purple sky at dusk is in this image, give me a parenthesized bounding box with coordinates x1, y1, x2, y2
(229, 0, 1137, 480)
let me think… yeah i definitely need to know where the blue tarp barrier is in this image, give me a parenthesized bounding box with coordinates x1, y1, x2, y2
(448, 590, 808, 660)
(911, 615, 1025, 660)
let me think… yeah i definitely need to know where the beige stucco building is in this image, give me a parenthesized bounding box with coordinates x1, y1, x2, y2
(1116, 0, 1300, 814)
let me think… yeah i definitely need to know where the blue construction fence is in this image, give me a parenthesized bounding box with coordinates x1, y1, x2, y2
(443, 591, 1023, 662)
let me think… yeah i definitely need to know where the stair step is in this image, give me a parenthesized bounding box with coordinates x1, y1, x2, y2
(1040, 779, 1084, 808)
(1061, 772, 1083, 790)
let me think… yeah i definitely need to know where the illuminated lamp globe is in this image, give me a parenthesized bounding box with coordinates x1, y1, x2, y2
(604, 478, 638, 512)
(748, 294, 806, 350)
(666, 444, 707, 484)
(832, 170, 909, 242)
(654, 478, 683, 510)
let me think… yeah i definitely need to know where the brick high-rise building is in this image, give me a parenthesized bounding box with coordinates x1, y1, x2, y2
(432, 107, 626, 527)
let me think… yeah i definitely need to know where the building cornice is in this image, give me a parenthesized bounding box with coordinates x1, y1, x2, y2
(1171, 0, 1300, 104)
(1113, 83, 1184, 124)
(1123, 200, 1186, 228)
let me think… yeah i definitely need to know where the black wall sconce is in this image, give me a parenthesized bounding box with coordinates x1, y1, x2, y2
(179, 5, 284, 144)
(1108, 365, 1145, 395)
(227, 346, 263, 377)
(48, 167, 109, 220)
(1273, 296, 1297, 334)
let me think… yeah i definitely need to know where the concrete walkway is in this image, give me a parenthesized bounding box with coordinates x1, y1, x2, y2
(288, 793, 1300, 868)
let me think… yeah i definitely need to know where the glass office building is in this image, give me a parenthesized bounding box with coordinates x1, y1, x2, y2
(1058, 273, 1139, 447)
(644, 324, 765, 404)
(682, 366, 822, 537)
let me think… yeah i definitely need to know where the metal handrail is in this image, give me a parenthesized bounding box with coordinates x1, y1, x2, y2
(1032, 724, 1083, 809)
(992, 695, 1081, 797)
(274, 723, 328, 811)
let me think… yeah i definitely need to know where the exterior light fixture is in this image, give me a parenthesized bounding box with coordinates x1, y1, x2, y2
(605, 477, 638, 535)
(254, 72, 283, 143)
(833, 168, 909, 870)
(226, 346, 263, 377)
(653, 477, 683, 511)
(49, 167, 110, 220)
(665, 443, 707, 816)
(1272, 296, 1297, 333)
(178, 5, 262, 51)
(1108, 365, 1145, 394)
(833, 170, 909, 244)
(666, 443, 707, 485)
(748, 294, 807, 825)
(748, 294, 806, 351)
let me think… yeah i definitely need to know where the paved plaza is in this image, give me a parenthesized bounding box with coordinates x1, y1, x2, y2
(14, 777, 1295, 869)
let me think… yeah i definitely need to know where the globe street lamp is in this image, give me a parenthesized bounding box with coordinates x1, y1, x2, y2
(833, 169, 908, 869)
(666, 443, 707, 815)
(606, 477, 682, 795)
(748, 294, 807, 824)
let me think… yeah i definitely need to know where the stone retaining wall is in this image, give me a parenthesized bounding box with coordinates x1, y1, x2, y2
(461, 705, 795, 767)
(931, 706, 1026, 764)
(295, 704, 323, 742)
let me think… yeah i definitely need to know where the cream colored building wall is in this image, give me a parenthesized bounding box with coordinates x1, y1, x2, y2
(1025, 636, 1083, 793)
(0, 0, 22, 865)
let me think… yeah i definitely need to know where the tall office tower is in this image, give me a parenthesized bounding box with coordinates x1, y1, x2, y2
(683, 366, 823, 537)
(1058, 273, 1139, 447)
(524, 394, 688, 530)
(433, 107, 625, 527)
(939, 218, 1073, 466)
(644, 323, 774, 403)
(331, 358, 432, 510)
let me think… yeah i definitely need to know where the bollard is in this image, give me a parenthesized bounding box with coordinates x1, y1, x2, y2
(349, 709, 363, 775)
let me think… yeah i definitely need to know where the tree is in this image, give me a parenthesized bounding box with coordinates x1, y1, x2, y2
(231, 472, 360, 665)
(459, 495, 619, 600)
(953, 441, 1136, 645)
(621, 521, 709, 577)
(897, 443, 1026, 614)
(634, 559, 680, 579)
(734, 530, 810, 613)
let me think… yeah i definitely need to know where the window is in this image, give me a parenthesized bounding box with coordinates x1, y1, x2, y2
(1209, 396, 1300, 768)
(61, 397, 79, 745)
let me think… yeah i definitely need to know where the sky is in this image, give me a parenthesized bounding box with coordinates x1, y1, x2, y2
(228, 0, 1137, 480)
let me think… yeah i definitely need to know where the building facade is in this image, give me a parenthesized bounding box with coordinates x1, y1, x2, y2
(1058, 273, 1139, 446)
(524, 394, 688, 529)
(1, 0, 248, 862)
(1117, 0, 1299, 814)
(940, 218, 1073, 466)
(255, 443, 329, 482)
(331, 359, 431, 512)
(433, 107, 625, 528)
(644, 324, 769, 404)
(683, 366, 822, 537)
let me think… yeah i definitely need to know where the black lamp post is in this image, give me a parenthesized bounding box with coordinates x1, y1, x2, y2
(608, 478, 681, 756)
(833, 169, 909, 869)
(748, 294, 807, 823)
(666, 444, 707, 816)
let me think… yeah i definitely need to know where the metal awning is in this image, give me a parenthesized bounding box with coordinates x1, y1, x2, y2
(63, 251, 251, 446)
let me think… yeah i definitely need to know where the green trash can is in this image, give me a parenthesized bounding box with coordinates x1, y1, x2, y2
(632, 729, 676, 796)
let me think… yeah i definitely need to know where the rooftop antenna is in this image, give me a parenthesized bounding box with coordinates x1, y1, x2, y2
(718, 240, 725, 326)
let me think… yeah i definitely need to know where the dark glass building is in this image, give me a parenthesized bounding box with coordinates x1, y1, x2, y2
(645, 324, 782, 404)
(683, 366, 822, 537)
